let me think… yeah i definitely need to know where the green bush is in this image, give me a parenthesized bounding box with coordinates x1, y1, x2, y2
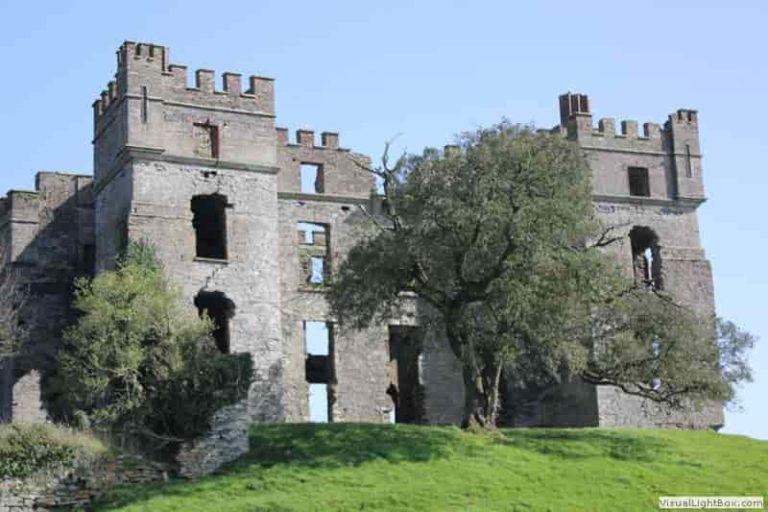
(54, 241, 253, 454)
(0, 423, 107, 479)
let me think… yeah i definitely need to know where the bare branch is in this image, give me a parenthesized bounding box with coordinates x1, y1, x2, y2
(587, 223, 629, 249)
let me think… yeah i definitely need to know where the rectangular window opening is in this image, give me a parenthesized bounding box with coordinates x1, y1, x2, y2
(297, 222, 326, 245)
(308, 384, 329, 423)
(628, 167, 650, 197)
(300, 163, 324, 193)
(193, 123, 219, 159)
(305, 321, 334, 423)
(192, 194, 228, 259)
(297, 222, 329, 286)
(310, 256, 325, 284)
(387, 326, 425, 424)
(141, 86, 148, 124)
(80, 244, 95, 276)
(117, 218, 129, 257)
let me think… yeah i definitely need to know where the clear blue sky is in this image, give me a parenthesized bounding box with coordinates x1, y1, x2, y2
(0, 1, 765, 439)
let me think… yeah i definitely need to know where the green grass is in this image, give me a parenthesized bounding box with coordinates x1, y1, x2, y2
(96, 424, 767, 511)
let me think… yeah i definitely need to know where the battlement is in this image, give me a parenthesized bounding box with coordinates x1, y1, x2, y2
(276, 127, 344, 150)
(592, 118, 663, 140)
(667, 109, 698, 126)
(0, 173, 92, 221)
(556, 92, 700, 151)
(118, 41, 168, 68)
(0, 190, 41, 222)
(93, 41, 275, 124)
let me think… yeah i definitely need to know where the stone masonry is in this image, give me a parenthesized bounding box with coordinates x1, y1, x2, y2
(0, 43, 723, 431)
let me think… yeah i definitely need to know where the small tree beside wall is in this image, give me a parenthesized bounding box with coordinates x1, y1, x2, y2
(54, 241, 253, 461)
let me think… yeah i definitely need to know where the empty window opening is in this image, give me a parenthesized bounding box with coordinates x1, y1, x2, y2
(297, 222, 326, 245)
(192, 194, 228, 260)
(310, 256, 325, 284)
(387, 326, 425, 424)
(194, 291, 235, 353)
(300, 163, 324, 193)
(193, 122, 219, 159)
(117, 218, 129, 257)
(650, 336, 662, 390)
(685, 144, 693, 178)
(629, 226, 663, 290)
(304, 321, 334, 423)
(80, 244, 95, 276)
(141, 86, 149, 123)
(628, 167, 650, 197)
(308, 384, 329, 423)
(297, 222, 329, 286)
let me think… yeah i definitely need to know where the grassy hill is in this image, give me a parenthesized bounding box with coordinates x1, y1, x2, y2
(96, 424, 767, 511)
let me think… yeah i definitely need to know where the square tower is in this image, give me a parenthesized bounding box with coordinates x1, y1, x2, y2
(92, 42, 283, 421)
(548, 93, 722, 429)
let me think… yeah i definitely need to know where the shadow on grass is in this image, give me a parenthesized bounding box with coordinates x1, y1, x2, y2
(500, 429, 669, 462)
(94, 423, 464, 511)
(235, 423, 463, 469)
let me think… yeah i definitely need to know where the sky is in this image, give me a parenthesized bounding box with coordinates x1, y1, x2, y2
(0, 1, 765, 439)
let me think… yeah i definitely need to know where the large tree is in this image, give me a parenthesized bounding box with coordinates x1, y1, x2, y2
(328, 123, 753, 428)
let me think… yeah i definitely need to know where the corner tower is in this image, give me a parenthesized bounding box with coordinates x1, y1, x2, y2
(92, 42, 283, 421)
(549, 93, 722, 429)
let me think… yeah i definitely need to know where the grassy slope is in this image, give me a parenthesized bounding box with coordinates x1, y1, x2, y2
(97, 424, 767, 512)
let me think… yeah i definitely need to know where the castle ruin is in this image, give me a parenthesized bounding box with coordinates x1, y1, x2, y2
(0, 42, 723, 430)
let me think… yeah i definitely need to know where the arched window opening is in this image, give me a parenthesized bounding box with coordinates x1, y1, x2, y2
(629, 226, 663, 290)
(194, 291, 235, 353)
(191, 194, 227, 260)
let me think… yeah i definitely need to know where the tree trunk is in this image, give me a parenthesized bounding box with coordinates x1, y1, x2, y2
(461, 362, 503, 429)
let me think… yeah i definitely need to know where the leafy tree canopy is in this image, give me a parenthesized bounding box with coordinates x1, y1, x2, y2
(329, 123, 754, 428)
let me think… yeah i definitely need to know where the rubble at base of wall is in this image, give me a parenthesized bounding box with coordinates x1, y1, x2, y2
(175, 400, 250, 478)
(0, 402, 250, 510)
(0, 455, 170, 512)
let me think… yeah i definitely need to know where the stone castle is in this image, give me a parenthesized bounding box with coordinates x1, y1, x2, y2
(0, 42, 723, 430)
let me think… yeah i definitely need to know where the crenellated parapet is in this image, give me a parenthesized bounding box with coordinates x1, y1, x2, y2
(93, 41, 275, 128)
(93, 42, 279, 183)
(0, 190, 41, 225)
(557, 92, 668, 146)
(275, 128, 344, 150)
(557, 93, 705, 202)
(275, 127, 373, 197)
(591, 118, 663, 140)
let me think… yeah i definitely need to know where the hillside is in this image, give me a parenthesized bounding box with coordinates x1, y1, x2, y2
(96, 424, 767, 511)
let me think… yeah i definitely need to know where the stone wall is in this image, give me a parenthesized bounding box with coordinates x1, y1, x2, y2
(0, 402, 249, 511)
(125, 158, 284, 421)
(0, 455, 169, 512)
(0, 173, 93, 422)
(176, 400, 250, 478)
(9, 372, 45, 424)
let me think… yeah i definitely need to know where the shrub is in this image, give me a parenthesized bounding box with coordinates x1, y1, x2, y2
(0, 423, 107, 479)
(54, 241, 253, 455)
